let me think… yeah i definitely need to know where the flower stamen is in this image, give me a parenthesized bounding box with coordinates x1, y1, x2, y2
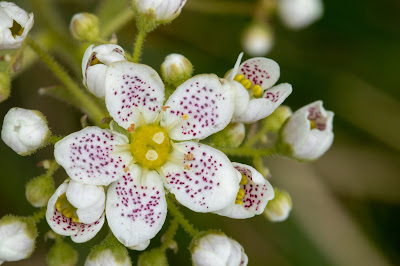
(55, 193, 80, 223)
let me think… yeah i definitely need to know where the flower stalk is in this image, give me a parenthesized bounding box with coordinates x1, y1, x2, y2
(166, 195, 198, 238)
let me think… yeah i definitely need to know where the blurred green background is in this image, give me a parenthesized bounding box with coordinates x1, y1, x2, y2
(1, 0, 399, 265)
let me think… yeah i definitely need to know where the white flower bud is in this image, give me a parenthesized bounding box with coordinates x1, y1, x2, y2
(46, 240, 78, 266)
(0, 215, 37, 263)
(190, 232, 248, 266)
(85, 247, 132, 266)
(207, 123, 245, 148)
(82, 44, 126, 98)
(277, 0, 323, 30)
(261, 105, 292, 132)
(132, 0, 187, 27)
(0, 2, 34, 49)
(137, 248, 168, 266)
(279, 101, 334, 161)
(0, 72, 10, 103)
(264, 188, 292, 222)
(69, 13, 100, 42)
(1, 107, 50, 156)
(26, 175, 55, 208)
(161, 53, 193, 86)
(242, 23, 274, 56)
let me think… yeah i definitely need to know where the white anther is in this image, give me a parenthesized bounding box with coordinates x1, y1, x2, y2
(153, 132, 165, 144)
(146, 150, 158, 161)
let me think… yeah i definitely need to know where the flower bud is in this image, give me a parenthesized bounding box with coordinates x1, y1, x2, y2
(46, 240, 78, 266)
(242, 23, 274, 56)
(137, 248, 168, 266)
(0, 215, 37, 263)
(1, 107, 50, 156)
(264, 188, 292, 222)
(0, 2, 34, 49)
(132, 0, 187, 30)
(85, 246, 132, 266)
(25, 175, 55, 208)
(82, 44, 126, 98)
(190, 231, 248, 266)
(161, 53, 193, 86)
(277, 0, 323, 30)
(278, 101, 334, 161)
(69, 13, 100, 42)
(0, 72, 11, 103)
(207, 123, 245, 148)
(261, 105, 292, 132)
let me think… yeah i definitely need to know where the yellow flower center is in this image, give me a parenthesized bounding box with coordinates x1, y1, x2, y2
(129, 124, 171, 170)
(10, 20, 24, 38)
(235, 174, 248, 205)
(234, 74, 263, 97)
(55, 193, 79, 223)
(309, 119, 317, 130)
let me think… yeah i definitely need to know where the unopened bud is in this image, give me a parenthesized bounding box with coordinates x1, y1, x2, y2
(26, 175, 55, 208)
(206, 123, 245, 148)
(242, 23, 274, 56)
(161, 53, 193, 86)
(137, 248, 168, 266)
(261, 105, 292, 132)
(69, 13, 100, 42)
(0, 72, 10, 103)
(46, 240, 78, 266)
(264, 188, 292, 222)
(85, 245, 132, 266)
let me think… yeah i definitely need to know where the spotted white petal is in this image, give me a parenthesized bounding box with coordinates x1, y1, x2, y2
(71, 214, 105, 243)
(233, 83, 292, 123)
(214, 163, 274, 219)
(105, 61, 165, 129)
(54, 126, 132, 186)
(162, 141, 240, 212)
(161, 74, 235, 141)
(106, 165, 167, 248)
(237, 57, 280, 90)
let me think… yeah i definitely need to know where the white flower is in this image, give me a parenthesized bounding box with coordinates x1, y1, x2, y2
(1, 107, 50, 155)
(190, 232, 248, 266)
(46, 180, 105, 243)
(82, 44, 126, 98)
(281, 100, 334, 160)
(214, 163, 274, 219)
(242, 23, 274, 57)
(264, 188, 292, 222)
(85, 249, 132, 266)
(0, 2, 34, 49)
(0, 215, 37, 263)
(161, 53, 193, 85)
(133, 0, 187, 24)
(55, 61, 244, 248)
(277, 0, 323, 30)
(226, 53, 292, 123)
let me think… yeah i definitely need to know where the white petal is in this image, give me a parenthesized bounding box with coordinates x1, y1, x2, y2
(86, 64, 108, 98)
(71, 213, 105, 243)
(128, 239, 150, 251)
(54, 127, 132, 186)
(233, 83, 292, 123)
(105, 61, 165, 129)
(230, 81, 249, 117)
(214, 163, 274, 219)
(162, 141, 240, 212)
(278, 0, 323, 29)
(161, 74, 235, 140)
(225, 52, 244, 80)
(106, 165, 167, 248)
(238, 57, 280, 90)
(46, 183, 80, 236)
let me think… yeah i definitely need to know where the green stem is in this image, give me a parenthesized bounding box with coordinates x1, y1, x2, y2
(26, 36, 108, 126)
(132, 29, 147, 63)
(166, 196, 198, 237)
(31, 208, 46, 223)
(45, 160, 60, 177)
(48, 135, 63, 144)
(244, 123, 272, 148)
(219, 147, 277, 157)
(7, 40, 27, 73)
(161, 218, 179, 251)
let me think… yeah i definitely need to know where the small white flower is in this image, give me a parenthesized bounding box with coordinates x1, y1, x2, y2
(277, 0, 323, 30)
(85, 249, 132, 266)
(161, 53, 193, 85)
(281, 100, 334, 160)
(264, 188, 292, 222)
(190, 232, 248, 266)
(214, 163, 274, 219)
(46, 180, 105, 243)
(82, 44, 126, 98)
(242, 23, 274, 57)
(226, 53, 292, 123)
(133, 0, 187, 24)
(0, 2, 34, 49)
(1, 107, 50, 155)
(0, 215, 37, 263)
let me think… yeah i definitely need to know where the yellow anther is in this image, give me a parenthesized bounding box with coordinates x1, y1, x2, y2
(10, 20, 24, 38)
(184, 164, 191, 170)
(310, 120, 317, 130)
(236, 188, 245, 200)
(181, 114, 188, 120)
(252, 84, 262, 97)
(62, 209, 72, 218)
(240, 174, 248, 185)
(153, 132, 165, 144)
(235, 200, 243, 205)
(184, 153, 194, 161)
(234, 74, 245, 82)
(127, 123, 136, 133)
(71, 217, 80, 223)
(241, 79, 252, 90)
(55, 193, 80, 222)
(55, 202, 62, 212)
(90, 57, 101, 66)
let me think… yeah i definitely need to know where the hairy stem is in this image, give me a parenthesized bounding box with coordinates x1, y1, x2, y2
(31, 208, 46, 223)
(166, 196, 198, 237)
(161, 218, 179, 251)
(132, 29, 147, 63)
(219, 147, 277, 157)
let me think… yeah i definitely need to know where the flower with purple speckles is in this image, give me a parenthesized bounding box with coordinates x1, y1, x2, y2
(54, 60, 246, 248)
(46, 180, 105, 243)
(225, 53, 293, 123)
